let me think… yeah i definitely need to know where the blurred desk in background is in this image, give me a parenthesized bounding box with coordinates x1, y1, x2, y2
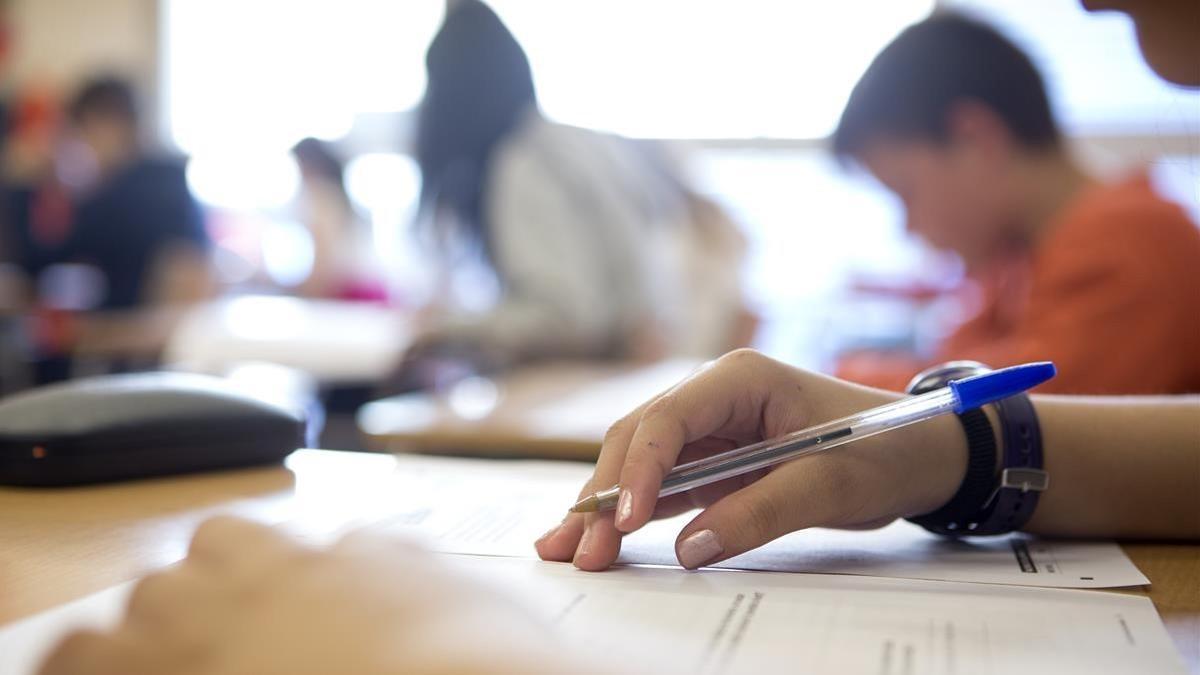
(358, 359, 702, 460)
(164, 295, 411, 386)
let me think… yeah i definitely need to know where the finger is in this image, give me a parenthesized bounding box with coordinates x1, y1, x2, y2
(571, 510, 622, 571)
(534, 512, 584, 562)
(673, 455, 884, 569)
(569, 390, 690, 571)
(554, 353, 770, 570)
(650, 466, 773, 520)
(616, 353, 773, 533)
(120, 565, 247, 658)
(187, 515, 306, 577)
(540, 443, 758, 548)
(38, 630, 157, 675)
(540, 410, 641, 568)
(565, 466, 768, 570)
(124, 569, 197, 632)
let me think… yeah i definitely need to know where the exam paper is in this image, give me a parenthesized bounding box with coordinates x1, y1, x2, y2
(456, 557, 1185, 675)
(327, 453, 1148, 589)
(0, 559, 1183, 675)
(619, 517, 1150, 589)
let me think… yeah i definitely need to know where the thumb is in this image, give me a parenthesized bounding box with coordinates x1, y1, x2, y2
(673, 454, 881, 569)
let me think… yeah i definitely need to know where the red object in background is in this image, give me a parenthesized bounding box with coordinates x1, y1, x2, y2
(10, 87, 60, 136)
(337, 278, 391, 304)
(8, 87, 76, 247)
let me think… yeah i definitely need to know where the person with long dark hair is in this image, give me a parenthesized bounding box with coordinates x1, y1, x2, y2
(408, 0, 747, 371)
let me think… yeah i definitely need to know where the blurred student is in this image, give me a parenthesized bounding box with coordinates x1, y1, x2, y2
(0, 90, 75, 387)
(290, 137, 387, 302)
(22, 76, 216, 375)
(0, 89, 73, 288)
(34, 2, 1200, 674)
(831, 13, 1200, 395)
(64, 76, 212, 313)
(407, 0, 748, 375)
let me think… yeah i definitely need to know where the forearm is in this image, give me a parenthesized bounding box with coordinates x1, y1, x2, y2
(1025, 395, 1200, 539)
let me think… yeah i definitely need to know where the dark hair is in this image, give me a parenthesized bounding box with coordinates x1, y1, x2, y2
(68, 76, 139, 127)
(833, 12, 1059, 160)
(414, 0, 536, 263)
(292, 137, 350, 206)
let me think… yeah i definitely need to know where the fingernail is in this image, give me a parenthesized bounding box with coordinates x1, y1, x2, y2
(535, 523, 562, 545)
(677, 529, 723, 569)
(616, 488, 634, 527)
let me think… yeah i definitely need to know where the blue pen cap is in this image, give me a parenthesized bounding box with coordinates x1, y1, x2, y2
(948, 362, 1056, 413)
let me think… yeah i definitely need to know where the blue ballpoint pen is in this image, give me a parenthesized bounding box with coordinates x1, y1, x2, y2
(569, 361, 1056, 513)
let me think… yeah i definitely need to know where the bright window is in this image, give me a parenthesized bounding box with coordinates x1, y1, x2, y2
(943, 0, 1200, 136)
(490, 0, 934, 138)
(164, 0, 443, 156)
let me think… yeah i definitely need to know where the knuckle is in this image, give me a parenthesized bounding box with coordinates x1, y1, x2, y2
(720, 348, 764, 366)
(602, 416, 634, 446)
(126, 571, 178, 617)
(641, 393, 678, 420)
(189, 515, 248, 556)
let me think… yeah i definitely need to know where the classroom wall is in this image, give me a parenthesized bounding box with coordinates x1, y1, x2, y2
(5, 0, 161, 133)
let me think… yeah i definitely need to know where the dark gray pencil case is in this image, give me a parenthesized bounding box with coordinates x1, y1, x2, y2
(0, 372, 306, 486)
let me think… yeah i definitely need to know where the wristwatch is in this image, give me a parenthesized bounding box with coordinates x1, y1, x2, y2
(904, 361, 1048, 536)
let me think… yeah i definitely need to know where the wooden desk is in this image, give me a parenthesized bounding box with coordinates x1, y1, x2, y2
(1122, 544, 1200, 670)
(1, 451, 1197, 672)
(358, 359, 702, 460)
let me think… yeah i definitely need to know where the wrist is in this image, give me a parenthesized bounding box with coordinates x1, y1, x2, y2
(832, 383, 969, 520)
(897, 412, 970, 516)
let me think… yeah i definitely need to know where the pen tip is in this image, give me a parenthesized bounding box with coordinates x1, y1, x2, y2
(569, 496, 599, 513)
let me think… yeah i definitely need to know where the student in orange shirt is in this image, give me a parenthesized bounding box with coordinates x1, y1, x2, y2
(831, 13, 1200, 395)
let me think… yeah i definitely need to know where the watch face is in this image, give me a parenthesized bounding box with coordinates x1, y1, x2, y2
(906, 360, 992, 394)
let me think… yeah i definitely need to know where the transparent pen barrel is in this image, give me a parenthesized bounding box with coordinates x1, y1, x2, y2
(658, 388, 960, 498)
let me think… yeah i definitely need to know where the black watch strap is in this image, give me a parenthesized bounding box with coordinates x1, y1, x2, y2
(976, 392, 1046, 535)
(904, 361, 1048, 537)
(907, 407, 997, 535)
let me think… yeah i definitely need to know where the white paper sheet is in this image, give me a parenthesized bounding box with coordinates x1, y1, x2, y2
(315, 453, 1148, 589)
(452, 557, 1184, 675)
(618, 517, 1149, 589)
(0, 558, 1183, 675)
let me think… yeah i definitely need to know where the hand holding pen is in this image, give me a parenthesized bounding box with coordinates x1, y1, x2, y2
(535, 351, 1053, 572)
